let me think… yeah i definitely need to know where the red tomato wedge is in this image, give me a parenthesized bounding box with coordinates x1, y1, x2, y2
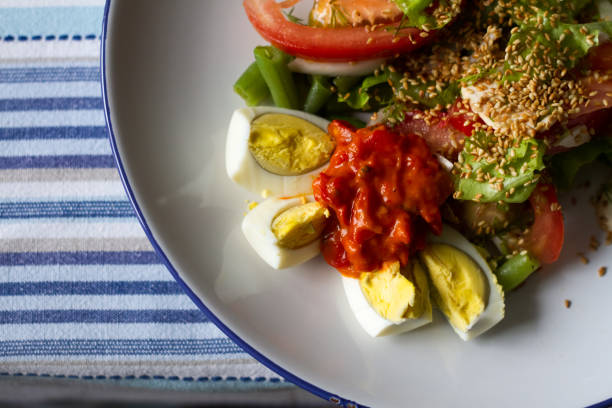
(522, 183, 564, 264)
(243, 0, 433, 61)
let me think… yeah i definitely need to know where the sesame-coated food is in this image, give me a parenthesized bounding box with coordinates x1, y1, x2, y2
(231, 0, 612, 339)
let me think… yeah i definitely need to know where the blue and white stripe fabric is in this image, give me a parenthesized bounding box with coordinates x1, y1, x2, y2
(0, 1, 282, 387)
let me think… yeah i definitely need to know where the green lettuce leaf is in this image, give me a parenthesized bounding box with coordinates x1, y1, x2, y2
(391, 0, 462, 29)
(339, 72, 394, 110)
(339, 69, 459, 110)
(398, 80, 460, 109)
(504, 19, 612, 81)
(549, 137, 612, 189)
(391, 0, 436, 27)
(455, 136, 546, 203)
(479, 0, 592, 26)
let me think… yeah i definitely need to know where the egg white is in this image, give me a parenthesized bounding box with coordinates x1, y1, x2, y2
(342, 276, 433, 338)
(225, 107, 331, 197)
(428, 225, 505, 341)
(241, 196, 322, 269)
(288, 57, 387, 77)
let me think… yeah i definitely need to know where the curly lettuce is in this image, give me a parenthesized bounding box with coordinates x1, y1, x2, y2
(479, 0, 592, 26)
(391, 0, 460, 29)
(339, 69, 459, 111)
(455, 136, 546, 203)
(504, 19, 612, 81)
(392, 0, 436, 27)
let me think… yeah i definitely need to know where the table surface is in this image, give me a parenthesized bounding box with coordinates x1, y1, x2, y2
(0, 1, 329, 405)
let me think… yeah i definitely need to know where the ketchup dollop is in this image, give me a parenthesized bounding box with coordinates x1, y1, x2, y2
(313, 120, 452, 277)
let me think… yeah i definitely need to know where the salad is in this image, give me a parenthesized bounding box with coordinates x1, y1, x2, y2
(225, 0, 612, 340)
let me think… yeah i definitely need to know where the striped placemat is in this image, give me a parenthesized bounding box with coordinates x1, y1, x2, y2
(0, 0, 286, 391)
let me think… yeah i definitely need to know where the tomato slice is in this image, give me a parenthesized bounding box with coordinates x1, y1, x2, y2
(522, 183, 564, 264)
(243, 0, 433, 61)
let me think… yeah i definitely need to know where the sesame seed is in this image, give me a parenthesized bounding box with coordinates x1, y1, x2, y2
(564, 299, 572, 309)
(599, 267, 607, 277)
(590, 236, 600, 251)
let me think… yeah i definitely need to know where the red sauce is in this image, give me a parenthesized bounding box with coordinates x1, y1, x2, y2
(313, 120, 452, 277)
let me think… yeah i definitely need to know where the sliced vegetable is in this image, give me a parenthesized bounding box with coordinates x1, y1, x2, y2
(495, 253, 540, 291)
(243, 0, 432, 61)
(522, 183, 564, 264)
(253, 46, 299, 109)
(233, 62, 270, 106)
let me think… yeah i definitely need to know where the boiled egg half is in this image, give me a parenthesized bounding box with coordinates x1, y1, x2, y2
(420, 225, 505, 341)
(242, 195, 329, 269)
(226, 107, 335, 197)
(342, 260, 433, 337)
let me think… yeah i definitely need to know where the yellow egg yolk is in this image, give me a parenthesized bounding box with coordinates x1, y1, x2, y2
(419, 244, 488, 333)
(359, 261, 431, 323)
(271, 201, 329, 249)
(249, 113, 335, 177)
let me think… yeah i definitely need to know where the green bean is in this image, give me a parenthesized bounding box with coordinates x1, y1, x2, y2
(495, 253, 540, 292)
(233, 62, 270, 107)
(253, 46, 298, 109)
(304, 76, 333, 114)
(333, 76, 362, 94)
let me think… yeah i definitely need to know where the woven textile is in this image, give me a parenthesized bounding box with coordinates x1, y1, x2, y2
(0, 0, 282, 389)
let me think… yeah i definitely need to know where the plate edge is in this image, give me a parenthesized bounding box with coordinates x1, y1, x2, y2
(98, 1, 360, 407)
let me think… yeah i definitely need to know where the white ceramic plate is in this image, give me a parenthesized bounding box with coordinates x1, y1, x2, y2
(101, 2, 612, 407)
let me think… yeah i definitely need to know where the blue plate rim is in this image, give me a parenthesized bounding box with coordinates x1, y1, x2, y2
(99, 1, 357, 407)
(99, 2, 612, 407)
